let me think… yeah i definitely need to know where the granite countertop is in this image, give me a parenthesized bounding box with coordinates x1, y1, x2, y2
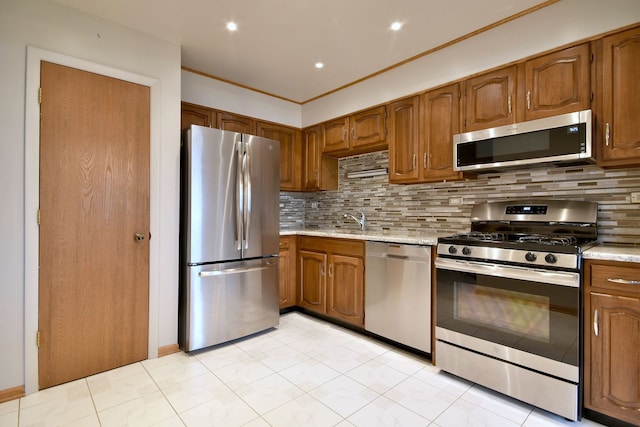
(281, 230, 640, 263)
(280, 229, 445, 246)
(583, 244, 640, 264)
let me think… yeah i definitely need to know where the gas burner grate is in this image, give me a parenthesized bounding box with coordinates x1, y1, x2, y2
(453, 232, 507, 241)
(516, 235, 578, 246)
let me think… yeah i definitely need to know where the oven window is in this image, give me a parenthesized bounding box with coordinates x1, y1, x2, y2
(436, 268, 579, 366)
(455, 282, 550, 343)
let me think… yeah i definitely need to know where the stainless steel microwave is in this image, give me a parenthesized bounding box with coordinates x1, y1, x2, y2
(453, 110, 593, 172)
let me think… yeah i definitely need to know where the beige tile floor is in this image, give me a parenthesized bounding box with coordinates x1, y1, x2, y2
(0, 312, 605, 426)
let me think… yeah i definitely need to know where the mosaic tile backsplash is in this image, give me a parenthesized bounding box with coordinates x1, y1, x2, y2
(280, 150, 640, 245)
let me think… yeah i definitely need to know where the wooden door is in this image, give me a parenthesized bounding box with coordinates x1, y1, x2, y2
(464, 65, 516, 131)
(298, 250, 326, 313)
(257, 122, 302, 191)
(326, 254, 364, 326)
(350, 106, 387, 150)
(39, 62, 150, 389)
(388, 96, 420, 183)
(598, 26, 640, 166)
(420, 83, 463, 183)
(587, 292, 640, 425)
(303, 126, 321, 190)
(322, 117, 349, 154)
(524, 43, 591, 121)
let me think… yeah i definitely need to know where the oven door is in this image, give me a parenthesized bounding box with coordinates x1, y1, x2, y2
(435, 257, 580, 382)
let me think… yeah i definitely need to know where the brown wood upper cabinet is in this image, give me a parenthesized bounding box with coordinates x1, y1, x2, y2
(322, 105, 387, 156)
(597, 26, 640, 167)
(464, 65, 516, 132)
(522, 43, 591, 122)
(464, 44, 591, 132)
(389, 84, 462, 184)
(584, 259, 640, 426)
(181, 102, 215, 131)
(420, 83, 463, 183)
(257, 122, 302, 191)
(303, 126, 338, 191)
(388, 96, 420, 182)
(217, 111, 256, 134)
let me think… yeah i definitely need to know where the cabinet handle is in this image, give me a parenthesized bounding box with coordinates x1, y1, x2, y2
(593, 309, 599, 337)
(607, 278, 640, 285)
(343, 130, 347, 142)
(320, 264, 324, 276)
(412, 154, 417, 170)
(508, 95, 512, 114)
(423, 152, 427, 169)
(351, 128, 355, 139)
(605, 123, 610, 146)
(328, 263, 333, 277)
(526, 90, 531, 110)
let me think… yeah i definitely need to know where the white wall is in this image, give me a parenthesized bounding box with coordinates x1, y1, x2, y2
(182, 70, 301, 128)
(0, 0, 181, 393)
(302, 0, 640, 126)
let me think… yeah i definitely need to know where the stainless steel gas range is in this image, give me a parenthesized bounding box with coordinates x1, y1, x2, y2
(434, 199, 598, 421)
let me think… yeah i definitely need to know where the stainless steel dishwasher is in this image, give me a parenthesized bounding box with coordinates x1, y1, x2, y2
(365, 241, 431, 353)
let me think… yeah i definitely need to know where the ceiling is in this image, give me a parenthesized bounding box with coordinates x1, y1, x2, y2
(52, 0, 551, 104)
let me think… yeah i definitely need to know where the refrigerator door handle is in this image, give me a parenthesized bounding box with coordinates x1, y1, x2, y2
(244, 140, 252, 250)
(235, 140, 244, 251)
(199, 261, 275, 277)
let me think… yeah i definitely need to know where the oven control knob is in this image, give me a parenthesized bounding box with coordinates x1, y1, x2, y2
(545, 254, 557, 264)
(462, 247, 471, 256)
(525, 252, 537, 262)
(448, 245, 457, 254)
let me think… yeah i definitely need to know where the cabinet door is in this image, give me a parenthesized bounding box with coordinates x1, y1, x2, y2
(350, 106, 387, 150)
(217, 112, 256, 134)
(278, 237, 297, 309)
(326, 254, 364, 326)
(464, 66, 516, 132)
(303, 126, 338, 191)
(322, 117, 350, 154)
(257, 122, 302, 191)
(599, 27, 640, 166)
(587, 292, 640, 426)
(524, 43, 591, 121)
(181, 103, 215, 131)
(388, 96, 420, 183)
(298, 250, 326, 314)
(420, 83, 463, 182)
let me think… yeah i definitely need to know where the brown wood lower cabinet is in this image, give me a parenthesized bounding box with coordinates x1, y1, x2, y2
(279, 236, 297, 309)
(298, 236, 365, 327)
(584, 259, 640, 426)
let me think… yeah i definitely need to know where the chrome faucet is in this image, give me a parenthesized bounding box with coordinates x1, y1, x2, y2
(343, 210, 366, 231)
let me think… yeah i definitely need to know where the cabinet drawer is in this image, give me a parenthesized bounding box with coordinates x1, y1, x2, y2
(587, 261, 640, 297)
(298, 236, 365, 257)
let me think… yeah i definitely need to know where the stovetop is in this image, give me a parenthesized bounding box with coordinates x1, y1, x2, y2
(437, 199, 599, 270)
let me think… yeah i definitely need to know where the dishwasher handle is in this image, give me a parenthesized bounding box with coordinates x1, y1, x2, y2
(386, 253, 409, 260)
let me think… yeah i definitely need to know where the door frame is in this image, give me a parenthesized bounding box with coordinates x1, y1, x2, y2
(24, 46, 161, 394)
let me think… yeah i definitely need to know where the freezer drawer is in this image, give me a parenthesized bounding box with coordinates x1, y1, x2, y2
(365, 242, 431, 352)
(179, 257, 279, 351)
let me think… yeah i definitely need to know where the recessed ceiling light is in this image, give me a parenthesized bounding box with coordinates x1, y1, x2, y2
(315, 62, 324, 69)
(226, 22, 238, 32)
(390, 21, 403, 31)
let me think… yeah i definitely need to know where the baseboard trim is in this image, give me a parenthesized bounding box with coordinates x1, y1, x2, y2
(0, 385, 25, 403)
(158, 343, 180, 357)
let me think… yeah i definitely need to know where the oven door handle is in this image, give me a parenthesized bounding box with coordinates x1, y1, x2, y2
(434, 257, 580, 288)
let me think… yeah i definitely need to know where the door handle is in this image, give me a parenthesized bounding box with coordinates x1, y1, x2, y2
(134, 233, 145, 242)
(593, 309, 599, 337)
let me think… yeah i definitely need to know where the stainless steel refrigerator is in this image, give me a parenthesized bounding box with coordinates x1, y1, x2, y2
(179, 125, 280, 352)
